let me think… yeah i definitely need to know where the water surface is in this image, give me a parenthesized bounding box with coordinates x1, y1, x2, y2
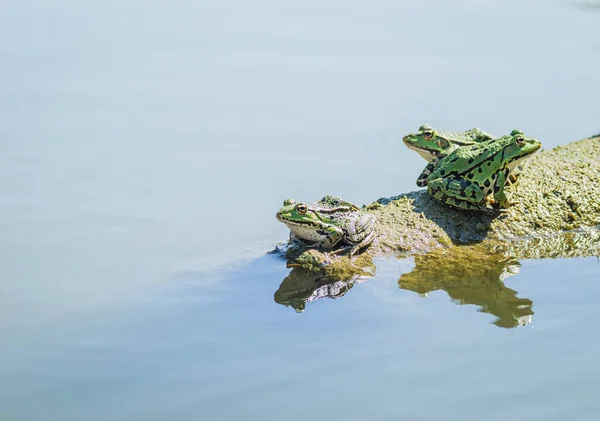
(1, 0, 599, 419)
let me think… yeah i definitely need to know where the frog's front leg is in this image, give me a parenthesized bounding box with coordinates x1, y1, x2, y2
(288, 232, 318, 250)
(491, 170, 518, 209)
(427, 177, 486, 210)
(416, 160, 438, 187)
(316, 225, 344, 249)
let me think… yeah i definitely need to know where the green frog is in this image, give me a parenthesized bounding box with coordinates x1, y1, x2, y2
(422, 130, 541, 210)
(402, 124, 496, 187)
(276, 195, 376, 256)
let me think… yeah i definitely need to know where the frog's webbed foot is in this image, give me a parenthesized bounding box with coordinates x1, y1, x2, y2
(488, 199, 519, 212)
(330, 232, 375, 260)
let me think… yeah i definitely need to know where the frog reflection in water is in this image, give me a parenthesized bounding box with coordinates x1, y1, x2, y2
(276, 195, 376, 257)
(273, 243, 533, 327)
(398, 245, 533, 328)
(274, 266, 371, 312)
(422, 130, 541, 210)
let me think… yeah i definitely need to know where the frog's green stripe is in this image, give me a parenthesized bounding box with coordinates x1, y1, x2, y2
(313, 206, 356, 214)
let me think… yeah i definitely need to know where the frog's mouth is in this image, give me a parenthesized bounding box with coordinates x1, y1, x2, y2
(276, 214, 321, 227)
(403, 136, 440, 161)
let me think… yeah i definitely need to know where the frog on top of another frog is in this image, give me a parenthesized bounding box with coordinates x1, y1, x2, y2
(276, 195, 376, 257)
(422, 130, 541, 211)
(403, 124, 497, 187)
(403, 124, 495, 162)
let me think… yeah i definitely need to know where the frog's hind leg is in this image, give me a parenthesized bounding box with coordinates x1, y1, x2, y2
(427, 177, 486, 211)
(336, 214, 376, 257)
(430, 190, 485, 211)
(345, 227, 376, 257)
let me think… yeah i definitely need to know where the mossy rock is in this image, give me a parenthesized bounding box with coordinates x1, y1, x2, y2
(280, 135, 600, 277)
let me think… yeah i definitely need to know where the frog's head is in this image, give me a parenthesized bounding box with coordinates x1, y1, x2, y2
(402, 124, 453, 161)
(502, 129, 542, 170)
(276, 199, 322, 226)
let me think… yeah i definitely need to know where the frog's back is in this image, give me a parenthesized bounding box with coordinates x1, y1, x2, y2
(429, 138, 506, 179)
(314, 195, 360, 212)
(436, 128, 495, 146)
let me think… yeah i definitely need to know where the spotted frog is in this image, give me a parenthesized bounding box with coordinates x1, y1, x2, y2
(422, 130, 541, 210)
(276, 195, 376, 256)
(402, 124, 496, 186)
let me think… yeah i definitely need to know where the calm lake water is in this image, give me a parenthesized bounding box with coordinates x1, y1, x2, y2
(1, 0, 599, 419)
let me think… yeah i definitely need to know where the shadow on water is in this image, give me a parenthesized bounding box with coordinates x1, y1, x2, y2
(398, 245, 534, 328)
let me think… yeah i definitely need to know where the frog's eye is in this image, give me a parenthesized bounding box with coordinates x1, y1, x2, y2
(423, 130, 434, 140)
(283, 199, 296, 206)
(515, 135, 525, 146)
(296, 204, 307, 215)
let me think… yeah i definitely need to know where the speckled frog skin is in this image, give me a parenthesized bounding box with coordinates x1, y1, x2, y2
(423, 130, 541, 210)
(402, 124, 496, 186)
(276, 195, 376, 256)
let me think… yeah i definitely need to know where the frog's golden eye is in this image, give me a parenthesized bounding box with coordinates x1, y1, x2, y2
(515, 135, 525, 146)
(296, 204, 307, 214)
(423, 130, 434, 140)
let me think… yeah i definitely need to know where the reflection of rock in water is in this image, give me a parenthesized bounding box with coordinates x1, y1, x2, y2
(274, 266, 371, 312)
(492, 227, 600, 260)
(399, 245, 534, 328)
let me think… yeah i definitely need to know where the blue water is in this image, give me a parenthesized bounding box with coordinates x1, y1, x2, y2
(1, 0, 599, 419)
(2, 256, 600, 420)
